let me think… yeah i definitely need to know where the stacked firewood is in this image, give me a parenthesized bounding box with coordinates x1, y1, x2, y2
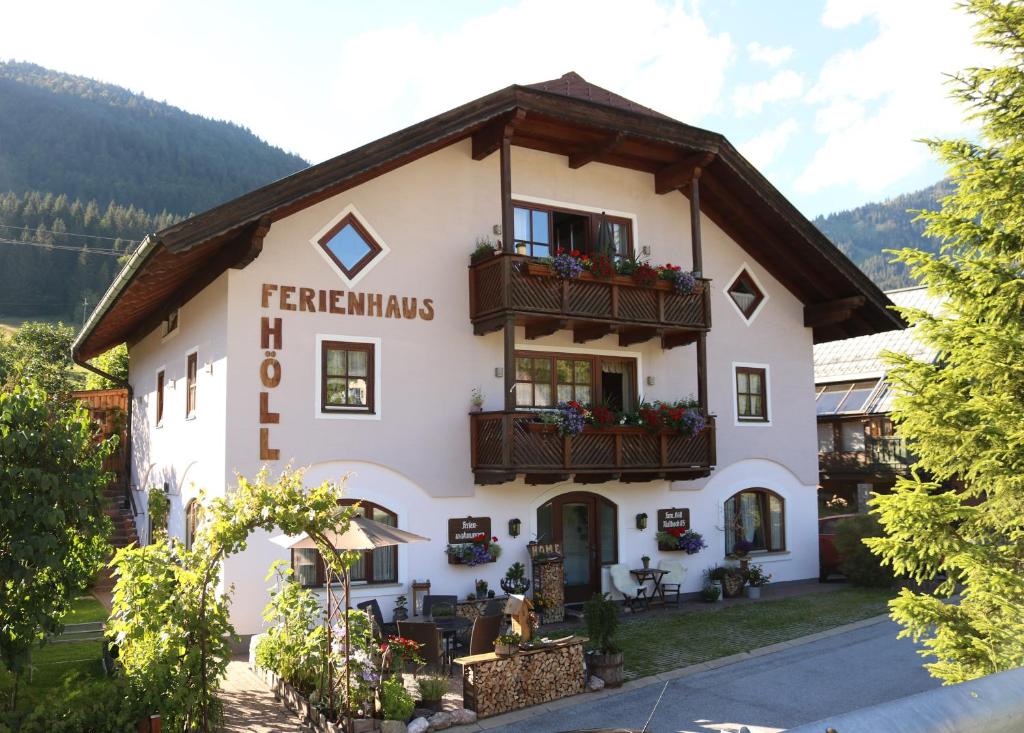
(533, 559, 565, 624)
(462, 642, 586, 718)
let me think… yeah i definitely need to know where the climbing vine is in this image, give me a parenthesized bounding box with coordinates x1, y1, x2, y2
(108, 468, 358, 732)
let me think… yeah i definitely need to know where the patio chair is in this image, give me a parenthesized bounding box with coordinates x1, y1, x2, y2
(609, 563, 649, 612)
(356, 599, 394, 638)
(657, 559, 687, 606)
(483, 598, 505, 616)
(397, 620, 445, 675)
(468, 614, 503, 655)
(422, 595, 458, 620)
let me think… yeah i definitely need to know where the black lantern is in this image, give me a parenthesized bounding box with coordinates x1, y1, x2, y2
(508, 517, 522, 538)
(636, 513, 648, 531)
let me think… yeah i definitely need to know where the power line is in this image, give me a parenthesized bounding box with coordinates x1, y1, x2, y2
(0, 223, 142, 244)
(0, 237, 127, 256)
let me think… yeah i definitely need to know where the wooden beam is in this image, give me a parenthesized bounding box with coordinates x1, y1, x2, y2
(568, 132, 624, 169)
(503, 316, 516, 413)
(573, 323, 614, 343)
(690, 172, 703, 274)
(661, 331, 698, 350)
(472, 109, 527, 160)
(500, 136, 513, 253)
(803, 296, 867, 327)
(574, 473, 618, 484)
(524, 318, 567, 340)
(696, 332, 708, 414)
(655, 151, 716, 195)
(231, 215, 271, 270)
(618, 326, 661, 347)
(524, 473, 571, 485)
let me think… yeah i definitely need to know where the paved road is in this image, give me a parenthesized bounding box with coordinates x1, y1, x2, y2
(490, 619, 939, 733)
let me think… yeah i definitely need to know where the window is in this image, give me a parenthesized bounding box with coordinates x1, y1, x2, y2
(185, 499, 201, 550)
(515, 351, 636, 411)
(293, 501, 398, 586)
(186, 353, 197, 418)
(840, 421, 866, 452)
(815, 380, 882, 416)
(321, 341, 374, 413)
(725, 489, 785, 554)
(162, 309, 179, 337)
(817, 422, 835, 452)
(156, 370, 165, 426)
(317, 213, 383, 279)
(513, 202, 632, 259)
(735, 366, 768, 422)
(726, 269, 765, 320)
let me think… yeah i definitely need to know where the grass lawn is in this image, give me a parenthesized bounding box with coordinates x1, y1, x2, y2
(579, 587, 895, 680)
(65, 595, 109, 625)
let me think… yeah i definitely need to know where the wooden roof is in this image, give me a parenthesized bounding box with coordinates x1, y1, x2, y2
(74, 72, 903, 360)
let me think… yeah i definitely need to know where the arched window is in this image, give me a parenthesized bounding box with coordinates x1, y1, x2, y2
(292, 500, 398, 587)
(185, 499, 201, 550)
(724, 489, 785, 554)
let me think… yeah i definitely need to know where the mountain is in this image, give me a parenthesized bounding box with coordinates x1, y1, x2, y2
(0, 61, 307, 215)
(0, 61, 310, 323)
(813, 181, 951, 291)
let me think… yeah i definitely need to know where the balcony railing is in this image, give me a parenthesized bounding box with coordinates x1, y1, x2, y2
(470, 411, 716, 485)
(819, 435, 913, 475)
(469, 253, 711, 348)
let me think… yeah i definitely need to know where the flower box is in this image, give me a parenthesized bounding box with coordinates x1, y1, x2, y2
(447, 553, 496, 566)
(523, 261, 704, 293)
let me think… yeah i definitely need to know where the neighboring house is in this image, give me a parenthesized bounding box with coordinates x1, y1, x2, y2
(72, 72, 899, 636)
(813, 286, 941, 512)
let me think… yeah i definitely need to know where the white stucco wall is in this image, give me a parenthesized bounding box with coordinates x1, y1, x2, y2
(129, 138, 820, 635)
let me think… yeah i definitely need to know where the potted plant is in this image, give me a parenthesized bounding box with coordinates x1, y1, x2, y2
(515, 242, 528, 255)
(583, 592, 623, 687)
(393, 595, 409, 622)
(379, 677, 415, 733)
(446, 534, 501, 565)
(707, 565, 745, 598)
(744, 563, 772, 599)
(494, 631, 522, 657)
(500, 562, 531, 594)
(475, 579, 489, 597)
(470, 387, 484, 413)
(471, 238, 497, 264)
(656, 528, 707, 554)
(641, 555, 651, 569)
(700, 583, 721, 602)
(415, 674, 448, 713)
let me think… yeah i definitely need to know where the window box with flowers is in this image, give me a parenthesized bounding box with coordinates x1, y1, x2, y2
(446, 533, 502, 566)
(655, 528, 707, 554)
(529, 249, 702, 297)
(531, 399, 707, 439)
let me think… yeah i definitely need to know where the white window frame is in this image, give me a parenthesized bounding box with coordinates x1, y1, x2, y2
(723, 262, 769, 325)
(314, 334, 382, 421)
(732, 361, 772, 427)
(161, 308, 180, 342)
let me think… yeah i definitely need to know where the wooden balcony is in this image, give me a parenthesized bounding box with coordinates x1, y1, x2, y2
(819, 436, 914, 477)
(470, 411, 716, 485)
(469, 253, 711, 348)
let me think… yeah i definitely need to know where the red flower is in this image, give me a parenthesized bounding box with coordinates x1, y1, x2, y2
(570, 249, 581, 257)
(492, 536, 498, 542)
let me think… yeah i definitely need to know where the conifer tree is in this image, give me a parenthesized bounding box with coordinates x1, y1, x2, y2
(868, 0, 1024, 684)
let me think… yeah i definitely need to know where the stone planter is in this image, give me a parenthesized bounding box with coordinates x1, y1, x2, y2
(745, 585, 762, 599)
(494, 642, 518, 657)
(587, 650, 624, 688)
(721, 573, 745, 598)
(380, 720, 407, 733)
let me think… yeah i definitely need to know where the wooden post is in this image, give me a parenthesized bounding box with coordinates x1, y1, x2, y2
(503, 315, 516, 468)
(691, 169, 708, 414)
(500, 137, 513, 253)
(696, 333, 708, 415)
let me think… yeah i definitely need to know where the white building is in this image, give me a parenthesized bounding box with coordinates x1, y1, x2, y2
(73, 72, 900, 635)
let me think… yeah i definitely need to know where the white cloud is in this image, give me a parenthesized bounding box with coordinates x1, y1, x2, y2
(747, 41, 794, 67)
(732, 70, 804, 116)
(795, 0, 997, 195)
(738, 118, 799, 169)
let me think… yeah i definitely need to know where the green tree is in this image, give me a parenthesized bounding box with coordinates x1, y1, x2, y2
(84, 344, 128, 389)
(0, 321, 79, 398)
(0, 382, 114, 710)
(867, 0, 1024, 684)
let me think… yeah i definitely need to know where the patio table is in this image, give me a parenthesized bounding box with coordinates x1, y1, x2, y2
(431, 615, 472, 669)
(631, 567, 669, 606)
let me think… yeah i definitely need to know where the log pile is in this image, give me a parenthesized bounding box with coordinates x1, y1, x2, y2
(459, 639, 586, 718)
(533, 557, 565, 624)
(455, 595, 507, 622)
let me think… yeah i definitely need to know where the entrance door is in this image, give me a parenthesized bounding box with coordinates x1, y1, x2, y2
(537, 492, 618, 603)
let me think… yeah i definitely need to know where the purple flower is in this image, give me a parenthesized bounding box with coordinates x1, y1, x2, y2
(557, 403, 586, 437)
(673, 271, 697, 295)
(680, 411, 706, 435)
(467, 543, 493, 566)
(552, 253, 584, 279)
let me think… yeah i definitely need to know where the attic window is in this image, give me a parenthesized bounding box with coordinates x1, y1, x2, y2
(726, 269, 764, 320)
(162, 309, 179, 338)
(317, 214, 383, 280)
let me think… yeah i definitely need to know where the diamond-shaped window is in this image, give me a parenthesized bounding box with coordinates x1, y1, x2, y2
(727, 269, 765, 320)
(317, 214, 383, 279)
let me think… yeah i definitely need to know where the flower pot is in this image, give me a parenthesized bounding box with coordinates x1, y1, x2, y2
(721, 573, 746, 598)
(641, 557, 650, 569)
(470, 405, 483, 413)
(587, 650, 624, 688)
(494, 642, 518, 657)
(515, 243, 528, 255)
(711, 580, 724, 602)
(744, 585, 761, 599)
(417, 699, 442, 713)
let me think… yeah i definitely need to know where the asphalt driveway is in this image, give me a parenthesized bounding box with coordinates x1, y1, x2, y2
(488, 618, 939, 733)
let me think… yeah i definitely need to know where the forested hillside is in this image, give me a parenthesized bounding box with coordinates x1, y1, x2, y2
(813, 181, 951, 290)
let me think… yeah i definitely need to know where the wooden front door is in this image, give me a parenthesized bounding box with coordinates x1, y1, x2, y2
(538, 492, 617, 603)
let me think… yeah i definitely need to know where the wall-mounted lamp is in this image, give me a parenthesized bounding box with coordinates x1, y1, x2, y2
(646, 376, 655, 386)
(508, 518, 522, 538)
(495, 367, 504, 378)
(636, 512, 648, 531)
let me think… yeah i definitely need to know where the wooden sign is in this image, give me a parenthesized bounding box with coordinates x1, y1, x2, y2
(448, 516, 491, 544)
(657, 508, 690, 533)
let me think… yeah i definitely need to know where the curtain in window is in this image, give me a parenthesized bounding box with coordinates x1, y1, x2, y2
(371, 507, 397, 583)
(768, 494, 784, 551)
(739, 492, 765, 550)
(293, 549, 318, 587)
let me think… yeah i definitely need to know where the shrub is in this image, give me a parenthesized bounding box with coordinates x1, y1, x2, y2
(700, 584, 721, 602)
(15, 676, 140, 733)
(379, 678, 414, 721)
(583, 593, 620, 654)
(416, 675, 448, 703)
(835, 514, 895, 588)
(255, 562, 325, 695)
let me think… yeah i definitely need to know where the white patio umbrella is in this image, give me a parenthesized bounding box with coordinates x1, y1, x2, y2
(272, 516, 430, 728)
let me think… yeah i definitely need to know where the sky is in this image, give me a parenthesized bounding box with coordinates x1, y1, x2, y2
(2, 0, 992, 217)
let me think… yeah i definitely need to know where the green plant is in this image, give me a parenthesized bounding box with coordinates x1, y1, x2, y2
(379, 677, 414, 721)
(472, 238, 496, 259)
(255, 562, 326, 695)
(470, 388, 484, 408)
(583, 593, 620, 654)
(475, 579, 488, 597)
(0, 383, 114, 712)
(700, 584, 721, 602)
(744, 563, 772, 588)
(147, 487, 170, 538)
(501, 562, 530, 594)
(415, 675, 448, 703)
(705, 565, 740, 582)
(495, 632, 522, 646)
(84, 344, 129, 390)
(14, 675, 140, 733)
(836, 514, 894, 588)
